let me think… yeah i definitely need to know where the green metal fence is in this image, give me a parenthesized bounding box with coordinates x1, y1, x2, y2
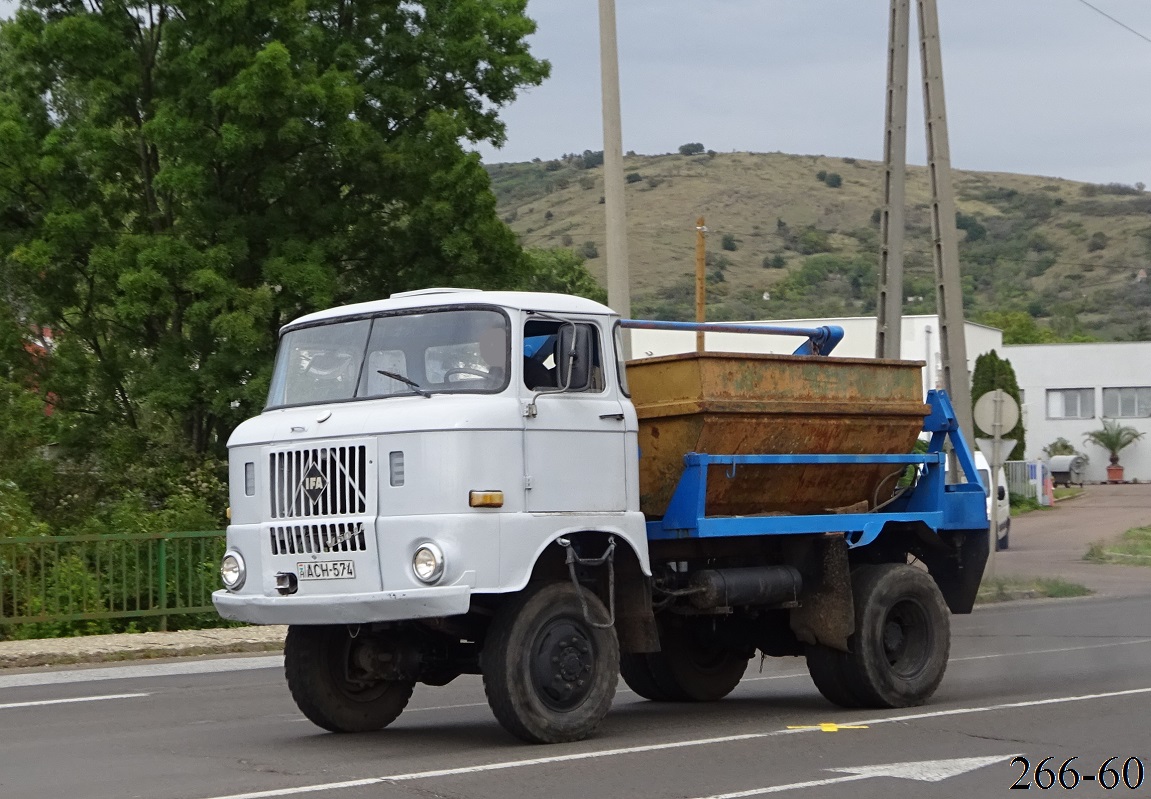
(0, 530, 226, 632)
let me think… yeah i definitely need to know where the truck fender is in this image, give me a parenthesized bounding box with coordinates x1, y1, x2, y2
(525, 530, 659, 654)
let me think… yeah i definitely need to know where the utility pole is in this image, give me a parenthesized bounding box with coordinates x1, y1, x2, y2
(917, 0, 973, 443)
(876, 0, 910, 360)
(695, 217, 707, 352)
(598, 0, 631, 357)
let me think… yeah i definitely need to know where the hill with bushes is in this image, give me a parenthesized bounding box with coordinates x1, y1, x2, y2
(486, 150, 1151, 341)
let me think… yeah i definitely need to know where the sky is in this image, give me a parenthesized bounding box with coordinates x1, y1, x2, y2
(2, 1, 1149, 186)
(474, 0, 1151, 186)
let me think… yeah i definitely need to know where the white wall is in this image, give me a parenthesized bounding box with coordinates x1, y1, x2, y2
(1003, 342, 1151, 483)
(630, 314, 1003, 399)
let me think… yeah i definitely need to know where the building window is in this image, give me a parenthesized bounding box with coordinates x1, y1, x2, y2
(1103, 387, 1151, 418)
(1046, 388, 1094, 419)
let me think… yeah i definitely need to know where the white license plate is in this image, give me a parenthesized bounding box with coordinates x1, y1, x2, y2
(296, 560, 356, 580)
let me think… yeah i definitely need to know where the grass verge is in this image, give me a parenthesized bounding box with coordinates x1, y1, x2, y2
(1053, 486, 1085, 501)
(1085, 526, 1151, 565)
(976, 575, 1093, 604)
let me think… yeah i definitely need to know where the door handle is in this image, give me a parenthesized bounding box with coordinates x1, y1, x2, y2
(599, 413, 625, 420)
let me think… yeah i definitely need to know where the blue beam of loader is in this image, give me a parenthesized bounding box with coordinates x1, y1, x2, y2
(620, 319, 845, 356)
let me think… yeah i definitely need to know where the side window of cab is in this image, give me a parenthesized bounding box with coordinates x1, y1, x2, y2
(523, 319, 604, 392)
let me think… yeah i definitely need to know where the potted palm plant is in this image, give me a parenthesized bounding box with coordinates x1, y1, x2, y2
(1083, 420, 1145, 482)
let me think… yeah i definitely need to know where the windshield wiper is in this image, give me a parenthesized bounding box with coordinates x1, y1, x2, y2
(376, 369, 431, 398)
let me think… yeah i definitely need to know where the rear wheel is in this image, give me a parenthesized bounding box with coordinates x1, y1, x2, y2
(284, 625, 415, 732)
(808, 564, 950, 709)
(643, 625, 750, 702)
(482, 582, 619, 743)
(619, 652, 680, 701)
(805, 644, 864, 708)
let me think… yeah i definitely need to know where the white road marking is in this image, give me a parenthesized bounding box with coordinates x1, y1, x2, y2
(0, 692, 150, 710)
(195, 686, 1151, 799)
(691, 754, 1012, 798)
(0, 655, 283, 689)
(951, 637, 1151, 662)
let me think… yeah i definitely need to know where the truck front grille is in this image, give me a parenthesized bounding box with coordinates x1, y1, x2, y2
(269, 522, 368, 555)
(270, 444, 369, 519)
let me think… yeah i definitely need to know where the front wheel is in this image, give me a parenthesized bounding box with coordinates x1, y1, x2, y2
(482, 582, 619, 743)
(809, 564, 950, 709)
(284, 625, 415, 733)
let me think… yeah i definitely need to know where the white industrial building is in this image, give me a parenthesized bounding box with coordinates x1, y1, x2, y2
(1003, 341, 1151, 483)
(630, 314, 1003, 398)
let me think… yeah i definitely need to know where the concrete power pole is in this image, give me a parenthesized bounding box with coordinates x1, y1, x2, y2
(876, 0, 910, 360)
(598, 0, 632, 357)
(917, 0, 973, 443)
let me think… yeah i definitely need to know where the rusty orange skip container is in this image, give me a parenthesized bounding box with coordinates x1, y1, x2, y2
(626, 352, 929, 518)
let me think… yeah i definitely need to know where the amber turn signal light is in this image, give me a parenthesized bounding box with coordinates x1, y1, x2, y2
(469, 490, 504, 508)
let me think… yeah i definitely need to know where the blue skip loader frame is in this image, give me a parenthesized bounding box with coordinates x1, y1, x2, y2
(645, 390, 989, 546)
(618, 319, 990, 550)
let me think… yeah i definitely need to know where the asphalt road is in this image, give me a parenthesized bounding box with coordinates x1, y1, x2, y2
(3, 594, 1151, 799)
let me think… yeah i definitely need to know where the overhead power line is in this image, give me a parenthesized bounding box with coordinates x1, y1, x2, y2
(1074, 0, 1151, 46)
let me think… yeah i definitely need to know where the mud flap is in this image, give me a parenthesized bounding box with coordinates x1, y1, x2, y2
(920, 529, 989, 614)
(789, 534, 854, 652)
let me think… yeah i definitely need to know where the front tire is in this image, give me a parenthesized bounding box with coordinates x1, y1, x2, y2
(284, 625, 415, 733)
(808, 564, 950, 709)
(482, 582, 619, 743)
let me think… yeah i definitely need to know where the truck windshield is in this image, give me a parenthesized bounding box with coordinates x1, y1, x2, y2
(266, 309, 509, 408)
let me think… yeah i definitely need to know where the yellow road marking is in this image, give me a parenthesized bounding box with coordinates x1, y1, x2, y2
(785, 722, 870, 732)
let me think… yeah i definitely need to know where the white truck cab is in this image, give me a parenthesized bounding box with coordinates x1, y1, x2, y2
(216, 288, 649, 627)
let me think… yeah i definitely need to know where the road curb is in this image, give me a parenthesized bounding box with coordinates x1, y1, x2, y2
(0, 626, 287, 670)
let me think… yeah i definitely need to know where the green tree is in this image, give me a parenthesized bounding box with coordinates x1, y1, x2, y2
(721, 233, 738, 251)
(970, 349, 1025, 460)
(980, 311, 1056, 344)
(0, 0, 548, 461)
(678, 142, 705, 156)
(520, 248, 606, 303)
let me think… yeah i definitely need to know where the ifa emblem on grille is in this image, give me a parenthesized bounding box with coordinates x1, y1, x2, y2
(301, 463, 328, 505)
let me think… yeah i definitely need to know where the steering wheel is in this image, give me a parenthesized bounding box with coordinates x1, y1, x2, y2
(443, 367, 493, 382)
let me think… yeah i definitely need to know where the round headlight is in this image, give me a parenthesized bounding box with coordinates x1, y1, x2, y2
(412, 543, 445, 584)
(220, 551, 246, 591)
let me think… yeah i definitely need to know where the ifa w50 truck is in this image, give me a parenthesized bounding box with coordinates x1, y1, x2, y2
(213, 289, 990, 744)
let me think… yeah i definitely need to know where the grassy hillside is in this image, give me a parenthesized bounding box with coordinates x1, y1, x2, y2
(486, 151, 1151, 341)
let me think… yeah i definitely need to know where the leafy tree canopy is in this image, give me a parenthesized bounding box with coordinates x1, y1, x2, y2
(0, 0, 548, 460)
(520, 248, 607, 304)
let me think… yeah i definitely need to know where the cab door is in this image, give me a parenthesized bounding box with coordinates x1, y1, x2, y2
(522, 320, 628, 512)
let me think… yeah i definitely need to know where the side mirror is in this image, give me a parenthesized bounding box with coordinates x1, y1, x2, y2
(997, 485, 1007, 501)
(556, 323, 591, 391)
